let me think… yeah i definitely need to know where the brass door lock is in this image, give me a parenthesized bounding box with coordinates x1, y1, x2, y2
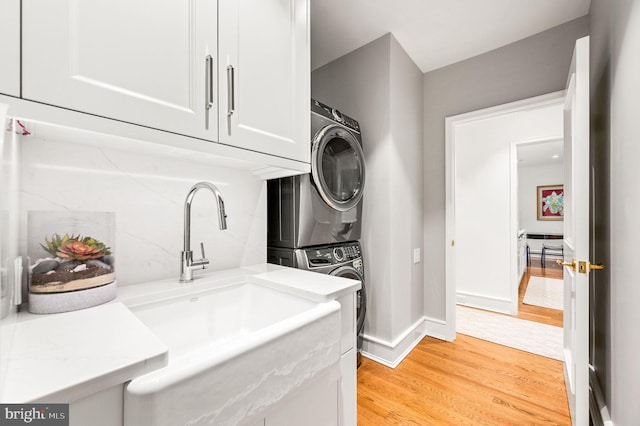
(556, 259, 576, 271)
(556, 259, 605, 273)
(578, 261, 605, 274)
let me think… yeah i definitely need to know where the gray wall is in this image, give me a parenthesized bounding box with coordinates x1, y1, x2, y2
(312, 35, 393, 341)
(312, 34, 424, 347)
(590, 0, 640, 423)
(422, 16, 590, 320)
(389, 36, 425, 336)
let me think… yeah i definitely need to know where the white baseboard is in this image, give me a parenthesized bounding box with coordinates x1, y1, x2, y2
(590, 366, 613, 426)
(423, 315, 453, 341)
(360, 315, 457, 367)
(360, 318, 426, 368)
(456, 291, 512, 314)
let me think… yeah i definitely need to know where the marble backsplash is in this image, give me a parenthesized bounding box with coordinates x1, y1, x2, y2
(1, 111, 20, 400)
(18, 128, 267, 287)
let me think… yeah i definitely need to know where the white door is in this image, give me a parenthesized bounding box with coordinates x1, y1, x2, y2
(22, 0, 217, 139)
(0, 0, 20, 97)
(561, 36, 598, 425)
(218, 0, 310, 163)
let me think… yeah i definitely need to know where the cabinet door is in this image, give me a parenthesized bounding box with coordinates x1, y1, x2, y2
(265, 374, 339, 425)
(0, 0, 20, 97)
(339, 349, 357, 426)
(22, 0, 217, 139)
(219, 0, 310, 163)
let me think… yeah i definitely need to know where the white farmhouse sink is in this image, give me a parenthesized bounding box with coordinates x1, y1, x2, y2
(130, 281, 318, 360)
(123, 278, 341, 426)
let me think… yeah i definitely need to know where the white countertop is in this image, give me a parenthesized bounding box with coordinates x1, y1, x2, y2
(1, 263, 359, 404)
(2, 303, 168, 403)
(117, 264, 361, 305)
(250, 264, 361, 301)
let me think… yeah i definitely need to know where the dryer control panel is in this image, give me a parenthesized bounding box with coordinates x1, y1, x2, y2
(311, 99, 361, 133)
(304, 242, 362, 267)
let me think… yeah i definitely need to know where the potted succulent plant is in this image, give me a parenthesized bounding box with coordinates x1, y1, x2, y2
(30, 233, 115, 293)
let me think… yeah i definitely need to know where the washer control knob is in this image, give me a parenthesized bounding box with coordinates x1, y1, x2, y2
(333, 247, 345, 262)
(331, 108, 344, 123)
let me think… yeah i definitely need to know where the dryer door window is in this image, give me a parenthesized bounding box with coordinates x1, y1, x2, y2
(311, 125, 366, 211)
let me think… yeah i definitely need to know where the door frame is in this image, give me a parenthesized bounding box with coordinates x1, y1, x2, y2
(509, 134, 564, 284)
(444, 91, 565, 341)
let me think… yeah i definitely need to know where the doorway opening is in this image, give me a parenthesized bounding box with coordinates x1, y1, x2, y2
(515, 138, 565, 328)
(444, 91, 566, 360)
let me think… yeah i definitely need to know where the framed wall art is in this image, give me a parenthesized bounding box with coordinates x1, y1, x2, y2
(537, 184, 564, 221)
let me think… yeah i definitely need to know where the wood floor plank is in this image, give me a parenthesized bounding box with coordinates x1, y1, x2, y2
(517, 259, 564, 326)
(357, 335, 570, 425)
(408, 343, 568, 420)
(357, 263, 570, 424)
(407, 345, 567, 413)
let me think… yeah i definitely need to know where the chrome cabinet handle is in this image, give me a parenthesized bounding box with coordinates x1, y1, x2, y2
(227, 65, 235, 117)
(205, 55, 214, 129)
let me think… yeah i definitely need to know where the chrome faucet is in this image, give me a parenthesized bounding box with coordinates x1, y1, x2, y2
(179, 181, 228, 282)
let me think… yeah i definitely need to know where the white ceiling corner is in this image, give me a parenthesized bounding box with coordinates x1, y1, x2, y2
(311, 0, 591, 73)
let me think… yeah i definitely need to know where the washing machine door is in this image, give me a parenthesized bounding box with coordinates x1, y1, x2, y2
(311, 124, 366, 212)
(329, 265, 367, 341)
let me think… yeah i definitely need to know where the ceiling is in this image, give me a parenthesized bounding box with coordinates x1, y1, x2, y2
(311, 0, 591, 73)
(517, 139, 564, 167)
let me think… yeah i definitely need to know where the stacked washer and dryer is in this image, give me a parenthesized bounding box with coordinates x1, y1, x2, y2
(267, 99, 367, 365)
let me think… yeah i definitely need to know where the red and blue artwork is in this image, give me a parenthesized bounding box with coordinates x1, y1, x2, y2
(537, 185, 563, 220)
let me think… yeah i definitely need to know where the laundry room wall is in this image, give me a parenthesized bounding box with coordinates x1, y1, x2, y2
(312, 33, 424, 366)
(590, 0, 640, 422)
(389, 35, 424, 345)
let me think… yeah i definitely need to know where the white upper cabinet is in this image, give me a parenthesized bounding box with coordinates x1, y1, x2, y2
(22, 0, 218, 140)
(218, 0, 310, 163)
(20, 0, 310, 163)
(0, 0, 20, 97)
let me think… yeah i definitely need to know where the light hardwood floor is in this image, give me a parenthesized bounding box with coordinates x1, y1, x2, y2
(517, 256, 563, 327)
(357, 263, 569, 425)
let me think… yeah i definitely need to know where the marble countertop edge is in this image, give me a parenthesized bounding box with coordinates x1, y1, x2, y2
(1, 263, 358, 404)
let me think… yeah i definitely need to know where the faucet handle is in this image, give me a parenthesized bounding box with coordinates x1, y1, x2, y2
(191, 242, 210, 270)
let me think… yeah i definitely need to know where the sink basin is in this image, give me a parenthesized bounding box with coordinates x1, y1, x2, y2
(130, 281, 317, 360)
(124, 278, 341, 426)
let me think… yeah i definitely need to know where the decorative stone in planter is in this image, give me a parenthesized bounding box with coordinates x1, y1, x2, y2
(27, 211, 116, 314)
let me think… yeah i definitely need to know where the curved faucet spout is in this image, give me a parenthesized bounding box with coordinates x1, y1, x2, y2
(180, 181, 228, 282)
(183, 181, 228, 251)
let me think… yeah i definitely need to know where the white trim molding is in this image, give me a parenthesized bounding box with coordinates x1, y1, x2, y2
(589, 366, 613, 426)
(360, 318, 427, 368)
(423, 316, 453, 342)
(456, 291, 513, 315)
(360, 315, 457, 368)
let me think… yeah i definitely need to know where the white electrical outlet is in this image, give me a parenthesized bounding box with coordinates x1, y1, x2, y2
(413, 248, 421, 264)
